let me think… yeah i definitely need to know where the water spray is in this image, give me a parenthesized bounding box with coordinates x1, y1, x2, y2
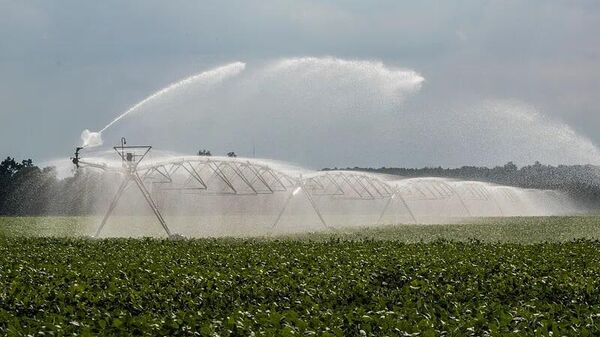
(98, 62, 246, 134)
(64, 58, 583, 237)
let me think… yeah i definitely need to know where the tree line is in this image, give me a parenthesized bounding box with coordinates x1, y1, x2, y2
(0, 157, 103, 216)
(1, 156, 599, 215)
(324, 161, 600, 206)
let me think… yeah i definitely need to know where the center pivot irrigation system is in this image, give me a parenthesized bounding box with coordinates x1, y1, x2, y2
(73, 139, 421, 238)
(72, 139, 541, 238)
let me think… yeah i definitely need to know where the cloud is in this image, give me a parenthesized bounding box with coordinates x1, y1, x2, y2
(1, 1, 599, 167)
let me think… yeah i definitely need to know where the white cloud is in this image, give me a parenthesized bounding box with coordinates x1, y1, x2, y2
(1, 1, 600, 167)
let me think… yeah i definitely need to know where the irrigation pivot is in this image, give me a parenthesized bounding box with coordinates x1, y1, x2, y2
(70, 138, 577, 236)
(74, 138, 173, 238)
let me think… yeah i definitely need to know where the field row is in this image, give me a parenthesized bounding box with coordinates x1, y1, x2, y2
(1, 215, 600, 242)
(2, 235, 600, 336)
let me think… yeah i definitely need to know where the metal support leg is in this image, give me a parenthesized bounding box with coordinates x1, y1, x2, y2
(398, 194, 418, 224)
(95, 176, 131, 238)
(133, 173, 172, 237)
(376, 196, 394, 225)
(303, 189, 333, 231)
(271, 190, 295, 230)
(376, 193, 418, 225)
(455, 193, 473, 217)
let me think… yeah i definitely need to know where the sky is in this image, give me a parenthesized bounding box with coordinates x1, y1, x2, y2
(1, 0, 599, 169)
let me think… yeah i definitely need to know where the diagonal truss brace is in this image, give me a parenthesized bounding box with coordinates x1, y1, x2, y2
(93, 142, 172, 238)
(271, 184, 333, 231)
(94, 171, 172, 238)
(376, 192, 417, 225)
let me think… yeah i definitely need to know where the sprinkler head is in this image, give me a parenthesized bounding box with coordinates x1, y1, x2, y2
(71, 147, 83, 168)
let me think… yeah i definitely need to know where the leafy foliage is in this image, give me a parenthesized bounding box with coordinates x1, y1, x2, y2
(0, 157, 104, 216)
(1, 217, 600, 336)
(3, 216, 600, 243)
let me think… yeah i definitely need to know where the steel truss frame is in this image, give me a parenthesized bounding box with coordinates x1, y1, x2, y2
(271, 171, 416, 229)
(80, 146, 528, 235)
(82, 144, 173, 238)
(450, 182, 505, 216)
(139, 159, 296, 195)
(394, 179, 474, 217)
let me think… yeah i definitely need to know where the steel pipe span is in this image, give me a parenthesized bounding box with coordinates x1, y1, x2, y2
(75, 153, 579, 237)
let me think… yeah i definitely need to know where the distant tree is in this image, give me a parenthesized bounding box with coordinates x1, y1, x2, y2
(0, 157, 24, 176)
(227, 152, 237, 158)
(0, 157, 51, 215)
(0, 157, 24, 213)
(22, 159, 33, 168)
(198, 149, 212, 156)
(503, 161, 518, 172)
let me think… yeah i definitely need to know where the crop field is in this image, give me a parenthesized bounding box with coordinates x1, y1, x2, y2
(1, 217, 600, 336)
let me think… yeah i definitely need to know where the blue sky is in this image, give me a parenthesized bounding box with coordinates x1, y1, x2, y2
(1, 1, 599, 168)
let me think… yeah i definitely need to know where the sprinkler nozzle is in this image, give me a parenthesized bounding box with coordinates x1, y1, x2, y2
(71, 147, 83, 168)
